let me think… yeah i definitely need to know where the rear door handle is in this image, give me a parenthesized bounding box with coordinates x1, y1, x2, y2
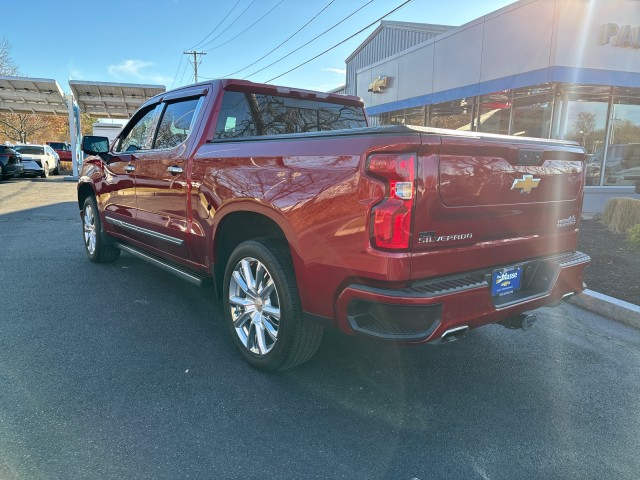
(125, 165, 135, 173)
(167, 166, 183, 175)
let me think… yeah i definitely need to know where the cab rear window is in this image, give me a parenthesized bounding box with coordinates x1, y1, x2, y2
(214, 91, 366, 139)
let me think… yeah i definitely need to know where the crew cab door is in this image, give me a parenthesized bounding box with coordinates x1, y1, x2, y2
(133, 95, 204, 260)
(102, 103, 163, 241)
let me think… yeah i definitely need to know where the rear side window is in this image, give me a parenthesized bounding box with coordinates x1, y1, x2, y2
(214, 91, 366, 139)
(154, 97, 202, 149)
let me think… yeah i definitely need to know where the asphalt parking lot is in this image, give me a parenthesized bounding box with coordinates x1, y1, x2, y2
(1, 177, 639, 479)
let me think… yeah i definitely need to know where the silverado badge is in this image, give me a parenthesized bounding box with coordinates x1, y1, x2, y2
(511, 174, 541, 194)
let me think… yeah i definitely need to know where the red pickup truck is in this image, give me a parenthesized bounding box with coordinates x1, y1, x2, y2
(78, 79, 590, 371)
(47, 142, 72, 164)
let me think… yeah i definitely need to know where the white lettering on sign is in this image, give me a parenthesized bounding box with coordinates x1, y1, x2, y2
(601, 23, 640, 48)
(496, 271, 518, 284)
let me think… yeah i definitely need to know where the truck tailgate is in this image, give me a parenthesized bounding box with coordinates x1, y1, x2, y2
(411, 132, 586, 280)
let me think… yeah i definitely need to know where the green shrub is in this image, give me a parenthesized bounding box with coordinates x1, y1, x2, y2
(600, 198, 640, 234)
(627, 224, 640, 250)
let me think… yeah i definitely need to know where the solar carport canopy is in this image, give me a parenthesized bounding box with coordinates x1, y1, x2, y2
(0, 76, 67, 115)
(69, 80, 165, 119)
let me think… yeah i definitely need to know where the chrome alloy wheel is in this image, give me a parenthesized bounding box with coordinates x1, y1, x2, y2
(228, 257, 281, 355)
(83, 202, 97, 256)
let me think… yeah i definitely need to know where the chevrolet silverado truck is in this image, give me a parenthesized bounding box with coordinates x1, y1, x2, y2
(77, 79, 590, 371)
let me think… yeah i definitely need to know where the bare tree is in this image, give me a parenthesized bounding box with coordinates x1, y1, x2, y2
(575, 111, 596, 147)
(0, 114, 50, 143)
(0, 37, 18, 76)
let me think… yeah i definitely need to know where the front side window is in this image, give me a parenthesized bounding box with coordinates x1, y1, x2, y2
(117, 104, 163, 152)
(154, 97, 202, 149)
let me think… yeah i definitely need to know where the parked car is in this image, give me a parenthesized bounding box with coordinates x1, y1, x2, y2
(47, 141, 72, 167)
(19, 156, 45, 177)
(0, 145, 24, 179)
(585, 143, 640, 186)
(13, 144, 59, 177)
(78, 79, 589, 371)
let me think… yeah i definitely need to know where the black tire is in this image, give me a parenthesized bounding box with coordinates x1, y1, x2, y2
(223, 238, 323, 371)
(40, 163, 48, 178)
(0, 164, 5, 180)
(81, 196, 120, 263)
(53, 162, 60, 175)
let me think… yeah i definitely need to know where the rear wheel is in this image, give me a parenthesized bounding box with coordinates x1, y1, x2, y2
(53, 162, 60, 175)
(82, 196, 120, 263)
(223, 238, 323, 371)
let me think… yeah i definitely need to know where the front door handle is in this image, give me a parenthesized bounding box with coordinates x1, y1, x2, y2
(167, 166, 183, 175)
(125, 165, 135, 173)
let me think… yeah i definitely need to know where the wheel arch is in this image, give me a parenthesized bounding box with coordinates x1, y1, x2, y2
(212, 207, 300, 298)
(77, 181, 96, 211)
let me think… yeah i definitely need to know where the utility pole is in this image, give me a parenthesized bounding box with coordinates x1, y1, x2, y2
(183, 51, 207, 83)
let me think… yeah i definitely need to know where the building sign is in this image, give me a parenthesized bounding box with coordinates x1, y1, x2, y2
(601, 23, 640, 48)
(368, 76, 390, 93)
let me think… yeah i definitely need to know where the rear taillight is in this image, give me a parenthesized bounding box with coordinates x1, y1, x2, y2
(366, 153, 415, 250)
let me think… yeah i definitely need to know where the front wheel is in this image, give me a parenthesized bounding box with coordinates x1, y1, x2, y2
(82, 196, 120, 263)
(223, 239, 323, 371)
(40, 163, 48, 178)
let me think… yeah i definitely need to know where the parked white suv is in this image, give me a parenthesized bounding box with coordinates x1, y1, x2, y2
(13, 144, 60, 177)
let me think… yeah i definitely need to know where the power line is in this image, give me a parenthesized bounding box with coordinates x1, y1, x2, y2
(243, 0, 373, 80)
(170, 55, 185, 89)
(205, 0, 286, 52)
(190, 0, 242, 50)
(266, 0, 413, 83)
(177, 56, 191, 87)
(198, 0, 258, 50)
(223, 0, 335, 77)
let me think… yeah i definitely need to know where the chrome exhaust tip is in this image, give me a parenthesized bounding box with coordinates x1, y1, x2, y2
(499, 312, 537, 331)
(439, 325, 469, 344)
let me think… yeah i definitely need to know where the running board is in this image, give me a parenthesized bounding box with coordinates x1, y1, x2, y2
(114, 243, 207, 287)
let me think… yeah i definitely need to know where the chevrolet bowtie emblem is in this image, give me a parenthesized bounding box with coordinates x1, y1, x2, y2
(368, 75, 389, 93)
(511, 174, 541, 193)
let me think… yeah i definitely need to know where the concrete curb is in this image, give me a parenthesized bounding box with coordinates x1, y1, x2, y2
(570, 289, 640, 330)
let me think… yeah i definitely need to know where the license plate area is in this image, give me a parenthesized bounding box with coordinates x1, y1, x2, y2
(491, 266, 523, 297)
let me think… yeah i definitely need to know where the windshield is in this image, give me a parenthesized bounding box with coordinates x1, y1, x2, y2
(48, 142, 69, 150)
(14, 146, 44, 155)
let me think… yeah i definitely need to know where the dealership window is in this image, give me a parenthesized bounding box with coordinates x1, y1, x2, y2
(429, 99, 472, 130)
(380, 109, 406, 125)
(511, 85, 554, 138)
(603, 90, 640, 186)
(552, 85, 610, 185)
(404, 107, 426, 126)
(553, 85, 609, 152)
(477, 91, 511, 135)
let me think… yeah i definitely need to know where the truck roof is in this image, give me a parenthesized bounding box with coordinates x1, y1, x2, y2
(141, 78, 365, 110)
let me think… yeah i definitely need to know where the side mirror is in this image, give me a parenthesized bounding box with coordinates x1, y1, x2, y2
(82, 135, 110, 155)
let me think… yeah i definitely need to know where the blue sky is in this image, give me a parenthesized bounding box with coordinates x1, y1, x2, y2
(2, 0, 512, 94)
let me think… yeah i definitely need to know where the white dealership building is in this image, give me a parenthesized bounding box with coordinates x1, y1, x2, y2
(339, 0, 640, 211)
